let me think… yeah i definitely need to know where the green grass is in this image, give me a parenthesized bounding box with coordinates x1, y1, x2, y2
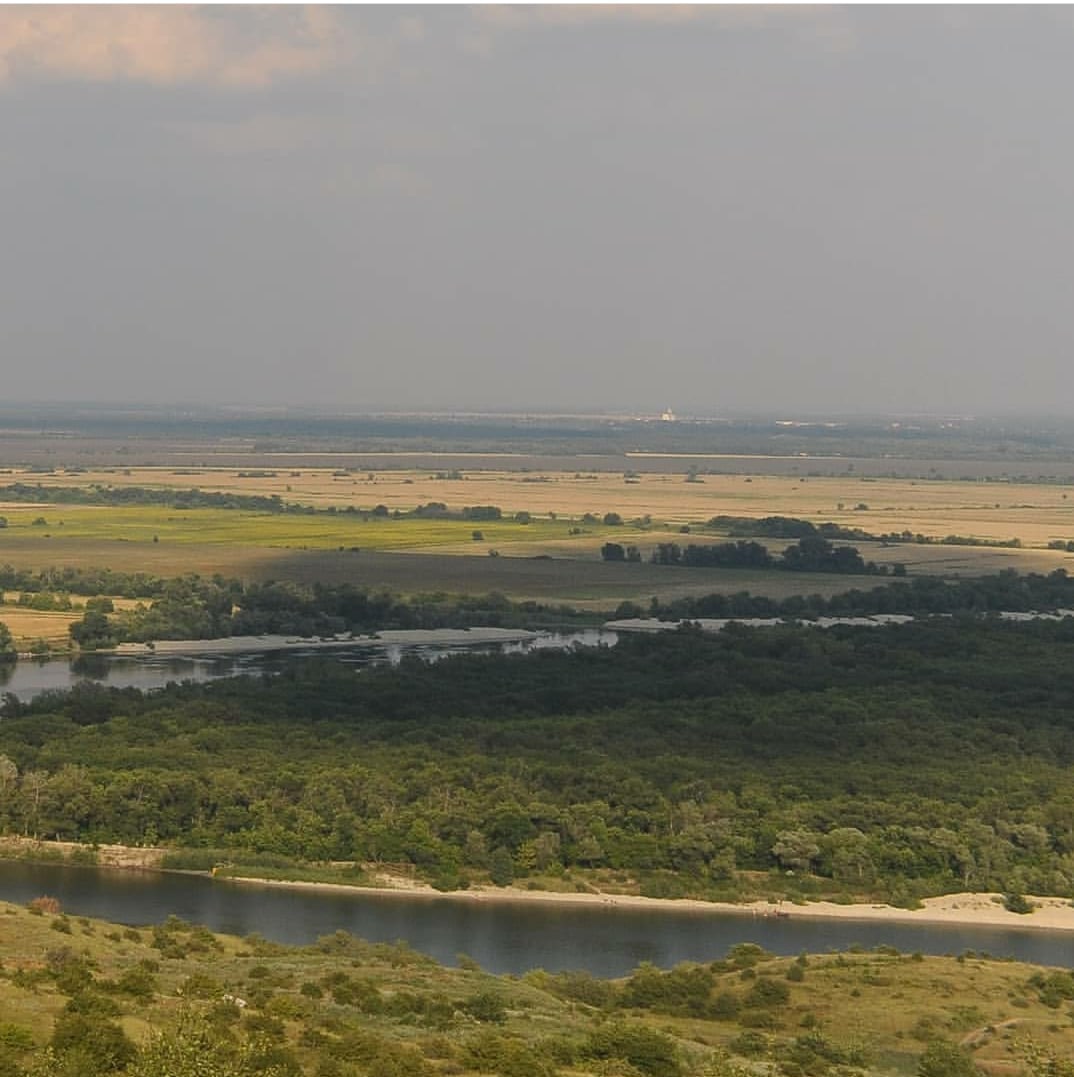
(0, 506, 590, 551)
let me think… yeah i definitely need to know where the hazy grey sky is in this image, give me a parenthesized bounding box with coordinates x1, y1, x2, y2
(3, 5, 1074, 415)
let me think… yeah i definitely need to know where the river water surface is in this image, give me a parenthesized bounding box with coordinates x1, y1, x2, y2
(2, 862, 1073, 976)
(0, 629, 617, 702)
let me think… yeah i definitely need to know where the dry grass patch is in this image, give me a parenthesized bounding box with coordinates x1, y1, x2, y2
(0, 607, 80, 646)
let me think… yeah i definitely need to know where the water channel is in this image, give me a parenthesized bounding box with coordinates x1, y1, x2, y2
(1, 862, 1073, 976)
(0, 629, 617, 702)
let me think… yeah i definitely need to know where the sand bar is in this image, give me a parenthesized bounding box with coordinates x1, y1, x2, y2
(218, 875, 1074, 934)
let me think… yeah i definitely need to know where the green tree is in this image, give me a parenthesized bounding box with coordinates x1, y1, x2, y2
(0, 622, 14, 661)
(488, 846, 515, 887)
(601, 542, 626, 562)
(772, 829, 821, 872)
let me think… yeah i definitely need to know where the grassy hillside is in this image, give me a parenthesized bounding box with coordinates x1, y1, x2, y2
(0, 900, 1072, 1076)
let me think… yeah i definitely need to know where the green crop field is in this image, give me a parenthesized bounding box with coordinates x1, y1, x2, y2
(0, 505, 588, 552)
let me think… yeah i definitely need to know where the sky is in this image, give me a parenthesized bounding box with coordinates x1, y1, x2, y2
(2, 5, 1074, 416)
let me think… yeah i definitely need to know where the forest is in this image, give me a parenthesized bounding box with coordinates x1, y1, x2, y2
(3, 619, 1074, 905)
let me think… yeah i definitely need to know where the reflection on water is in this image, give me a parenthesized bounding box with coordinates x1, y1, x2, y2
(1, 630, 618, 702)
(71, 653, 112, 679)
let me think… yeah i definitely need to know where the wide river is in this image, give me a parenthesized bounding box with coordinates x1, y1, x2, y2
(1, 862, 1073, 976)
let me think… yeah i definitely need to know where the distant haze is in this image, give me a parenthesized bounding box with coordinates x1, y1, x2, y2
(2, 6, 1074, 416)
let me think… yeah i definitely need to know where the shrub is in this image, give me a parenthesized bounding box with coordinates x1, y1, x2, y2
(179, 973, 222, 1000)
(464, 1031, 555, 1077)
(51, 1012, 135, 1073)
(1003, 892, 1035, 915)
(744, 977, 791, 1009)
(114, 966, 157, 1000)
(585, 1022, 682, 1077)
(464, 991, 507, 1023)
(916, 1039, 980, 1077)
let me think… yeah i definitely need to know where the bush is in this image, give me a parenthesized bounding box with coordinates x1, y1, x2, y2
(585, 1022, 682, 1077)
(916, 1039, 980, 1077)
(744, 977, 791, 1009)
(51, 1012, 135, 1072)
(1003, 892, 1035, 915)
(729, 1030, 769, 1057)
(464, 1031, 555, 1077)
(464, 991, 507, 1023)
(114, 966, 157, 1000)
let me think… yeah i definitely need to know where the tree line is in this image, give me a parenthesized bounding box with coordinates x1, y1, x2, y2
(709, 514, 1025, 549)
(639, 536, 887, 574)
(54, 564, 1074, 649)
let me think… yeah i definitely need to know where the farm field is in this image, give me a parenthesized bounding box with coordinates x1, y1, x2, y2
(0, 534, 889, 608)
(9, 465, 1074, 546)
(1, 465, 1074, 607)
(0, 503, 581, 552)
(0, 606, 81, 648)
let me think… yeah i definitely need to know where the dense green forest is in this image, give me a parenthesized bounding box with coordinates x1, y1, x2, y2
(3, 621, 1074, 903)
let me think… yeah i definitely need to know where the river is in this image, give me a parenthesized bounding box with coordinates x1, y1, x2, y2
(5, 612, 1070, 702)
(0, 629, 617, 702)
(1, 862, 1072, 976)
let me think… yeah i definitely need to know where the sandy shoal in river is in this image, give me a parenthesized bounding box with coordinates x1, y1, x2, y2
(219, 876, 1074, 933)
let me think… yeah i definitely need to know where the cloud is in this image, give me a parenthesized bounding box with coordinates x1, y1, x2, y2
(0, 5, 347, 88)
(462, 5, 857, 55)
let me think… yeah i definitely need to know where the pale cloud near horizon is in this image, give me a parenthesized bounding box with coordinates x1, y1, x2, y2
(0, 6, 347, 88)
(0, 5, 860, 91)
(3, 6, 1074, 413)
(468, 4, 856, 45)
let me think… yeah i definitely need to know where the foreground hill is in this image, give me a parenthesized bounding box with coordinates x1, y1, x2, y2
(1, 900, 1073, 1076)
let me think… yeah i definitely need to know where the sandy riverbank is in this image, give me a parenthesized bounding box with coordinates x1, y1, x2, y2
(219, 874, 1074, 934)
(7, 837, 1074, 935)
